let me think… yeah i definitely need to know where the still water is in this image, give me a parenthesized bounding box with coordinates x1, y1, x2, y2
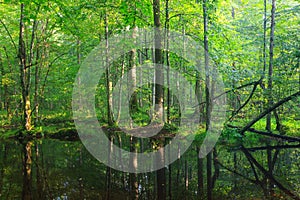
(0, 138, 299, 200)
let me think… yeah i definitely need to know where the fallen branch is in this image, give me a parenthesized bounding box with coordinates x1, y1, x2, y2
(227, 124, 300, 142)
(246, 128, 300, 142)
(240, 91, 300, 134)
(245, 144, 300, 152)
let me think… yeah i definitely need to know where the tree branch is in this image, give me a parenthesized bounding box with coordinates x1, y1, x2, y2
(0, 19, 17, 52)
(227, 124, 300, 142)
(229, 79, 261, 121)
(194, 80, 261, 107)
(245, 144, 300, 152)
(240, 91, 300, 134)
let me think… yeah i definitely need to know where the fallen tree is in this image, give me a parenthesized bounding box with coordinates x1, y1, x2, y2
(227, 91, 300, 142)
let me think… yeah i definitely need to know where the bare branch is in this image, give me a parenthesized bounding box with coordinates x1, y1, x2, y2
(0, 19, 17, 52)
(240, 91, 300, 134)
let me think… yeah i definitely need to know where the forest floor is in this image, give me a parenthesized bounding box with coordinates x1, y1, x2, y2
(0, 110, 299, 144)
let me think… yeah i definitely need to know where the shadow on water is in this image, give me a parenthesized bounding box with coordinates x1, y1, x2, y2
(0, 136, 299, 200)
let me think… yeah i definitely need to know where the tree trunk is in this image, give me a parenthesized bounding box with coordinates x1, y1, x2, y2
(195, 77, 204, 123)
(129, 26, 138, 127)
(19, 3, 32, 131)
(104, 11, 114, 126)
(153, 0, 166, 199)
(153, 0, 164, 123)
(266, 0, 276, 132)
(203, 0, 213, 199)
(116, 57, 125, 123)
(165, 0, 171, 124)
(263, 0, 267, 74)
(3, 47, 12, 118)
(0, 52, 3, 110)
(34, 37, 41, 126)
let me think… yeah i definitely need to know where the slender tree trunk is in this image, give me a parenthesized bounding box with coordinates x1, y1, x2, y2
(2, 47, 12, 118)
(195, 77, 204, 123)
(0, 52, 3, 110)
(34, 39, 40, 126)
(104, 11, 114, 126)
(263, 0, 267, 75)
(153, 0, 166, 199)
(129, 26, 138, 125)
(116, 57, 125, 123)
(203, 0, 213, 199)
(266, 0, 276, 132)
(153, 0, 164, 123)
(128, 15, 139, 197)
(165, 0, 171, 124)
(19, 3, 32, 131)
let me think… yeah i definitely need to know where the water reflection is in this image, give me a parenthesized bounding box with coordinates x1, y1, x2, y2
(22, 141, 32, 200)
(0, 138, 299, 199)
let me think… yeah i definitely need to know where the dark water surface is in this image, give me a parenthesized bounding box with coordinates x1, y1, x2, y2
(0, 138, 299, 200)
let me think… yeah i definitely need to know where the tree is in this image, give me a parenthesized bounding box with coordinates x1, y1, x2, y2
(202, 0, 213, 199)
(266, 0, 276, 132)
(18, 3, 38, 131)
(153, 0, 166, 199)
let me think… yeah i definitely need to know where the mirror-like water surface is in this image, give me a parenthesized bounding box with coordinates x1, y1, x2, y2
(0, 138, 299, 200)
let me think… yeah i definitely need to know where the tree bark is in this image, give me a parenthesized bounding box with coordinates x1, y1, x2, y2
(18, 3, 32, 131)
(266, 0, 276, 131)
(153, 0, 166, 199)
(129, 26, 138, 128)
(203, 0, 213, 199)
(153, 0, 164, 123)
(104, 10, 114, 126)
(165, 0, 171, 124)
(0, 52, 3, 110)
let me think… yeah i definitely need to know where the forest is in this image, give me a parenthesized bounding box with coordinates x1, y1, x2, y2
(0, 0, 299, 199)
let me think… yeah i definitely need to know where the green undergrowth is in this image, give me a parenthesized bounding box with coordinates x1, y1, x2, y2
(0, 111, 76, 139)
(1, 110, 299, 143)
